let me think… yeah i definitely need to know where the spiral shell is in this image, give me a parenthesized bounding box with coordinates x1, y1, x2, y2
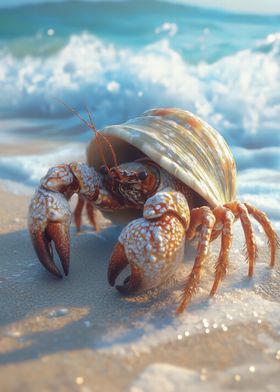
(87, 108, 236, 207)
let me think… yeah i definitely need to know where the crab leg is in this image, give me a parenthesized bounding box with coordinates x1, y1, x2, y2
(177, 207, 215, 314)
(74, 194, 85, 233)
(86, 200, 98, 231)
(183, 202, 278, 306)
(244, 202, 279, 267)
(210, 207, 234, 296)
(74, 194, 98, 233)
(224, 201, 257, 277)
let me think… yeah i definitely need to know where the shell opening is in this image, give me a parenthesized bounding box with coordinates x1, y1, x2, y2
(87, 136, 145, 169)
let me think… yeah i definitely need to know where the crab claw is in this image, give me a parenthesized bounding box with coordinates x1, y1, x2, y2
(28, 188, 72, 278)
(108, 242, 142, 294)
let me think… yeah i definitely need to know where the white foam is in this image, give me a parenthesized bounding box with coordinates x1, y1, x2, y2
(128, 364, 200, 392)
(98, 287, 280, 356)
(237, 169, 280, 222)
(155, 22, 178, 37)
(128, 361, 280, 392)
(0, 32, 279, 153)
(0, 143, 84, 188)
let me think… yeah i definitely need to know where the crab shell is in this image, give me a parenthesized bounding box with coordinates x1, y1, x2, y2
(87, 108, 236, 218)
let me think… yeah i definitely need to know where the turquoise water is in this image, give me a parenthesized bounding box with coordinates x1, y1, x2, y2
(0, 1, 278, 62)
(0, 0, 279, 221)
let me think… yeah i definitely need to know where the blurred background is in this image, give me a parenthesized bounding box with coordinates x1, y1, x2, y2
(0, 0, 279, 225)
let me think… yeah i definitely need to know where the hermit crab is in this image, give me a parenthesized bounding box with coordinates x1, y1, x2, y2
(28, 108, 279, 313)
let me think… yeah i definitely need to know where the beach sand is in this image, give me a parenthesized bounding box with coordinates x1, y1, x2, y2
(0, 183, 280, 391)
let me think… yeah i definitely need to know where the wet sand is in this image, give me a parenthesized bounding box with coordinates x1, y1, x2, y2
(0, 184, 280, 391)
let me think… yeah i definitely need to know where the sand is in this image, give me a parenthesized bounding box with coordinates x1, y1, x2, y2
(0, 183, 280, 391)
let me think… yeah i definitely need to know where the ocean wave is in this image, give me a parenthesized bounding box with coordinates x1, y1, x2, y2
(0, 33, 208, 123)
(237, 169, 280, 221)
(0, 32, 279, 148)
(0, 144, 84, 186)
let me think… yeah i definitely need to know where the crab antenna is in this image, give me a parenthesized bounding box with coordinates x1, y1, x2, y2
(99, 132, 123, 180)
(54, 97, 92, 129)
(54, 98, 120, 179)
(85, 105, 113, 177)
(85, 105, 123, 180)
(55, 98, 112, 175)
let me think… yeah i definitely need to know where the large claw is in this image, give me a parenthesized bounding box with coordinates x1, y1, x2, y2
(28, 188, 72, 278)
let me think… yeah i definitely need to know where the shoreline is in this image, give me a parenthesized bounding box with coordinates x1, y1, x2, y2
(0, 184, 280, 391)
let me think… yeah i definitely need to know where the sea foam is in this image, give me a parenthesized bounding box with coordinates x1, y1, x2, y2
(0, 32, 279, 150)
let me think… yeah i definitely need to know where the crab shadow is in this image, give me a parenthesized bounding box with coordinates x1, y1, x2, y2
(0, 224, 196, 366)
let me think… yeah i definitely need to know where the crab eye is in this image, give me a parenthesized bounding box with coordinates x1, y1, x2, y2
(100, 165, 109, 175)
(138, 171, 148, 181)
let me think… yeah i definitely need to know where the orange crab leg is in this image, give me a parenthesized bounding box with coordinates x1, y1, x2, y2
(74, 194, 85, 233)
(74, 195, 98, 233)
(210, 207, 234, 296)
(224, 201, 257, 277)
(86, 200, 98, 231)
(244, 202, 279, 267)
(177, 207, 215, 314)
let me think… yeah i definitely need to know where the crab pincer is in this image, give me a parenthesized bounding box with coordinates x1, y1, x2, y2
(28, 188, 72, 278)
(28, 162, 100, 278)
(108, 189, 190, 294)
(28, 161, 125, 278)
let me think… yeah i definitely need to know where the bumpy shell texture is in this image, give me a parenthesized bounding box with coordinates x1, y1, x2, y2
(87, 108, 236, 207)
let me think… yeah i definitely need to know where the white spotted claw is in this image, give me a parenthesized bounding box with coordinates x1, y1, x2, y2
(108, 190, 190, 292)
(28, 188, 72, 278)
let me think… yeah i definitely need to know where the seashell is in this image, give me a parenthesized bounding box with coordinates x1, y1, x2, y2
(87, 108, 236, 208)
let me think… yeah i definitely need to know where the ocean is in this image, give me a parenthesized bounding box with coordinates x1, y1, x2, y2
(0, 0, 279, 227)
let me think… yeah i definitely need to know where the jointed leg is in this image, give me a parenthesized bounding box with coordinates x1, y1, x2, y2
(177, 207, 215, 314)
(74, 194, 98, 233)
(210, 207, 234, 296)
(224, 201, 257, 277)
(244, 202, 279, 267)
(177, 199, 278, 313)
(86, 201, 98, 231)
(74, 194, 85, 233)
